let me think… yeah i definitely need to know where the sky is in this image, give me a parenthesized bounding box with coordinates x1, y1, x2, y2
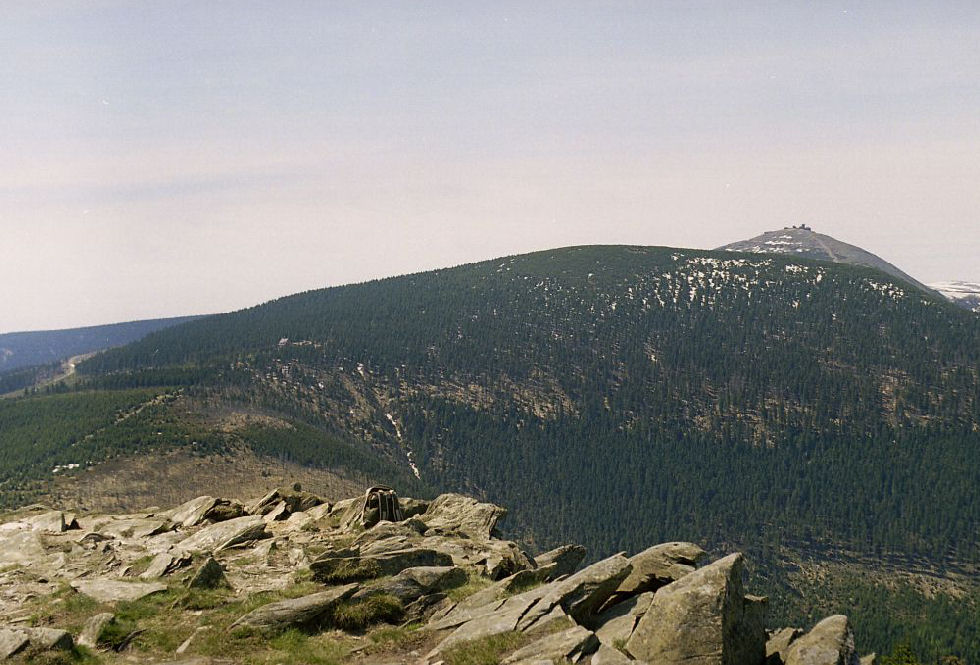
(2, 1, 979, 332)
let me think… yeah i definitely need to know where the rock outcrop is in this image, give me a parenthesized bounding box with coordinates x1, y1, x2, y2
(0, 488, 876, 665)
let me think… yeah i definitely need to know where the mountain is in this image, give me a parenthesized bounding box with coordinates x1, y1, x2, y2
(930, 280, 980, 313)
(7, 244, 980, 660)
(0, 315, 205, 373)
(716, 226, 935, 294)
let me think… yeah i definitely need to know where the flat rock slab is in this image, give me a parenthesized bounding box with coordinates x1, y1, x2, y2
(590, 643, 635, 665)
(310, 548, 452, 583)
(71, 579, 168, 603)
(0, 531, 47, 568)
(178, 516, 268, 553)
(169, 496, 220, 528)
(428, 605, 526, 659)
(517, 553, 632, 629)
(502, 625, 599, 665)
(0, 627, 29, 660)
(229, 583, 358, 633)
(23, 626, 73, 651)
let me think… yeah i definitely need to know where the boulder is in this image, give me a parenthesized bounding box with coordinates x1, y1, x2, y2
(188, 557, 229, 589)
(421, 493, 507, 540)
(625, 552, 765, 665)
(399, 497, 429, 518)
(228, 583, 358, 633)
(400, 565, 467, 591)
(517, 553, 632, 629)
(533, 544, 587, 581)
(594, 592, 655, 648)
(0, 627, 29, 660)
(140, 552, 192, 579)
(0, 530, 46, 567)
(591, 643, 634, 665)
(767, 628, 804, 665)
(783, 615, 859, 665)
(71, 578, 168, 603)
(26, 511, 67, 533)
(604, 542, 705, 609)
(501, 626, 600, 664)
(170, 496, 220, 528)
(78, 613, 117, 649)
(247, 488, 323, 516)
(352, 564, 465, 605)
(23, 627, 73, 651)
(177, 516, 268, 553)
(310, 548, 452, 584)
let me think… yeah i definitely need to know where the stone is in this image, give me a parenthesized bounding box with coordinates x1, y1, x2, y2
(178, 515, 268, 553)
(170, 496, 220, 528)
(205, 500, 245, 522)
(403, 592, 451, 623)
(604, 542, 705, 609)
(78, 613, 116, 649)
(517, 553, 632, 629)
(71, 578, 168, 603)
(428, 573, 554, 631)
(353, 565, 465, 605)
(228, 583, 358, 633)
(501, 625, 599, 664)
(783, 615, 859, 665)
(591, 643, 634, 665)
(0, 627, 29, 660)
(26, 511, 67, 533)
(533, 544, 587, 581)
(24, 627, 73, 651)
(767, 627, 805, 665)
(140, 552, 192, 579)
(310, 548, 452, 583)
(859, 655, 876, 665)
(422, 493, 507, 540)
(594, 592, 655, 647)
(247, 488, 323, 516)
(625, 552, 765, 665)
(400, 565, 467, 592)
(262, 501, 291, 523)
(399, 497, 430, 518)
(0, 530, 47, 567)
(188, 557, 229, 589)
(96, 517, 171, 540)
(427, 605, 527, 659)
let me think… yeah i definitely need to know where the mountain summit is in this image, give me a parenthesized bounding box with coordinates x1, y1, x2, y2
(716, 226, 934, 294)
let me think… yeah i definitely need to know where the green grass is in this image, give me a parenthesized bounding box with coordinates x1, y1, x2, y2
(326, 594, 403, 632)
(446, 571, 495, 602)
(441, 631, 530, 665)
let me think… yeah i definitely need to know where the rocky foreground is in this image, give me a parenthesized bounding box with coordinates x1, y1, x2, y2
(0, 488, 874, 665)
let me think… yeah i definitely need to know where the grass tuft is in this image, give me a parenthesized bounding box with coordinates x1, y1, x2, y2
(441, 631, 529, 665)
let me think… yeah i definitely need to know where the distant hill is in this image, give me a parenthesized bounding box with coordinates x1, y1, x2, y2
(11, 244, 980, 661)
(0, 316, 205, 373)
(929, 281, 980, 313)
(716, 226, 935, 294)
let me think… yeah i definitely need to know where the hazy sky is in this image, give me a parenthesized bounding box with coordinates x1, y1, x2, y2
(3, 2, 979, 332)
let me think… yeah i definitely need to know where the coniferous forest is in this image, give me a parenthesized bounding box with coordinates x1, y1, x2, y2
(3, 245, 979, 661)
